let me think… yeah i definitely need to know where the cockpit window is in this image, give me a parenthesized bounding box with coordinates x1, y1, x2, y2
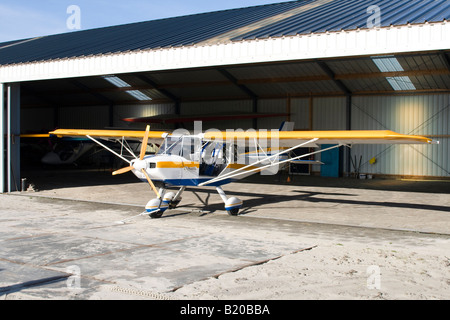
(157, 136, 201, 160)
(157, 136, 183, 155)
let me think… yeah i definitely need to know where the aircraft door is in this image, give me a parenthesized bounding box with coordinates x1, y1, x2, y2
(200, 141, 226, 177)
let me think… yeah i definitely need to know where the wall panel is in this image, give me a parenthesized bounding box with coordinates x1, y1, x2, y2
(181, 100, 253, 131)
(351, 94, 449, 177)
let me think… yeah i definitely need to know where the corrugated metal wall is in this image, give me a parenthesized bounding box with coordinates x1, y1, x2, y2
(181, 100, 254, 131)
(351, 94, 449, 177)
(312, 97, 347, 130)
(290, 98, 310, 130)
(59, 106, 110, 129)
(258, 99, 289, 130)
(252, 94, 449, 177)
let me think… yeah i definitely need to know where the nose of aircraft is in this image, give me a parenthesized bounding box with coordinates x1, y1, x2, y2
(131, 158, 148, 171)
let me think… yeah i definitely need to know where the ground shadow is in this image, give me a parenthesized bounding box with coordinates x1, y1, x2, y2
(180, 187, 450, 214)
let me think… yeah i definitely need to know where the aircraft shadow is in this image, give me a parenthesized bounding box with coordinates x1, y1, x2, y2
(180, 187, 450, 215)
(0, 275, 70, 297)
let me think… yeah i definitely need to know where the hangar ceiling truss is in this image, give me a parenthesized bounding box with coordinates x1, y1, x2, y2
(20, 51, 450, 110)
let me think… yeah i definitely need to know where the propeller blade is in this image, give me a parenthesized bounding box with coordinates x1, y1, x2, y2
(140, 125, 150, 160)
(112, 166, 134, 176)
(141, 168, 161, 199)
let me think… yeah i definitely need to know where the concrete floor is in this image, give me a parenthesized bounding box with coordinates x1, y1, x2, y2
(21, 169, 450, 234)
(1, 169, 449, 300)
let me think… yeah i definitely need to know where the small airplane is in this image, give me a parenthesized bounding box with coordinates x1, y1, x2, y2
(20, 134, 96, 166)
(48, 122, 436, 218)
(40, 138, 96, 166)
(21, 133, 152, 166)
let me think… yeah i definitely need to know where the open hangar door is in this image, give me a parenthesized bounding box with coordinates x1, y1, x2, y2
(18, 50, 450, 190)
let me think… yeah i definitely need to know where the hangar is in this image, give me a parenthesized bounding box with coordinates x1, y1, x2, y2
(1, 0, 449, 193)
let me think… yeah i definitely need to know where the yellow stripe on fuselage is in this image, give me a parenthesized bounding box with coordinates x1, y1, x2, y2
(156, 161, 199, 169)
(226, 163, 261, 171)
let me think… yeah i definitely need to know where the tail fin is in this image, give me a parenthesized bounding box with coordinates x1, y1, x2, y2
(279, 121, 294, 131)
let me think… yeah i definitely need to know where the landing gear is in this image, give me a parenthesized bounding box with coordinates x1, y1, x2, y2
(216, 186, 243, 216)
(145, 198, 168, 219)
(146, 186, 242, 218)
(163, 186, 185, 209)
(146, 186, 186, 218)
(150, 210, 164, 219)
(227, 207, 240, 216)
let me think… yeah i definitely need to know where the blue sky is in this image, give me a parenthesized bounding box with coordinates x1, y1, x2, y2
(0, 0, 286, 42)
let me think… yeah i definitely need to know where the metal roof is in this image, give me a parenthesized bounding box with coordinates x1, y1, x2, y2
(233, 0, 450, 40)
(0, 0, 449, 66)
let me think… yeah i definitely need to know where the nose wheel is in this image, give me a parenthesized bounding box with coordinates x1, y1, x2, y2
(145, 198, 168, 219)
(146, 186, 186, 218)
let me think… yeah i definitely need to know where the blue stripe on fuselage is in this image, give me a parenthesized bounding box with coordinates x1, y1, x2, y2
(138, 178, 233, 187)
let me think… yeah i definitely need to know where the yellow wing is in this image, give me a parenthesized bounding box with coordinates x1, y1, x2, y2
(203, 130, 434, 146)
(48, 128, 435, 146)
(49, 129, 168, 140)
(20, 134, 51, 138)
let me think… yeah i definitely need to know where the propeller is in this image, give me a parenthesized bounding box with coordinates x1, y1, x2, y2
(112, 125, 161, 198)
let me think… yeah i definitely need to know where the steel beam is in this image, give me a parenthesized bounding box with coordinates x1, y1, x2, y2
(7, 83, 20, 192)
(0, 83, 4, 193)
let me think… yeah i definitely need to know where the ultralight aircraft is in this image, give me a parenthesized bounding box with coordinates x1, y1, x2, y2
(48, 122, 436, 218)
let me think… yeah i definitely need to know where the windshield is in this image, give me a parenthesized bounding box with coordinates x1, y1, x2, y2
(157, 136, 201, 160)
(157, 136, 182, 155)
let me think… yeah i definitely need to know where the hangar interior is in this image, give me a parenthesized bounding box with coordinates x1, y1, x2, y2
(1, 0, 449, 192)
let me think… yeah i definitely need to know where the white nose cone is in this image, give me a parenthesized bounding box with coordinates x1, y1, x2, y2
(132, 159, 147, 171)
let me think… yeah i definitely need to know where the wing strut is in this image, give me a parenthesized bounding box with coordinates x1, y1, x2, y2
(199, 142, 343, 186)
(86, 135, 131, 164)
(198, 138, 319, 186)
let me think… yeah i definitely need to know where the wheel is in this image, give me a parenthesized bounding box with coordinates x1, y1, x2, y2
(225, 197, 242, 216)
(168, 199, 181, 209)
(145, 198, 168, 219)
(149, 211, 163, 219)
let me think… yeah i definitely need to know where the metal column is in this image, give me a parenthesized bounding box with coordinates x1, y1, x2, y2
(0, 83, 4, 193)
(7, 83, 20, 192)
(345, 94, 352, 176)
